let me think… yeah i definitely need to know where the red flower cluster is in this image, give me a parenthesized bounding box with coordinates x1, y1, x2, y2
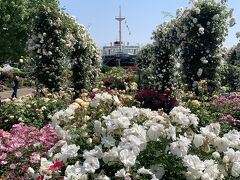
(89, 92, 96, 99)
(135, 89, 177, 113)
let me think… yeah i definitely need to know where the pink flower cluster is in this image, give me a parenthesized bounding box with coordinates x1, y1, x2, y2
(211, 93, 240, 107)
(40, 125, 60, 148)
(211, 93, 240, 124)
(221, 114, 237, 123)
(0, 123, 59, 165)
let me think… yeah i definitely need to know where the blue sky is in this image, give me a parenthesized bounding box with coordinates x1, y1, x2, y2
(60, 0, 239, 48)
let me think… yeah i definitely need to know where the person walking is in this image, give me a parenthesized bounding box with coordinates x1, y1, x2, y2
(11, 74, 19, 99)
(0, 74, 4, 92)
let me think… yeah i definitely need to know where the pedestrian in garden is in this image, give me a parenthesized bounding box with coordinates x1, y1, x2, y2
(0, 73, 4, 92)
(11, 74, 19, 99)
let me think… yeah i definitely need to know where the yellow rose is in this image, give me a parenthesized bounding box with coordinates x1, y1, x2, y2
(191, 100, 201, 107)
(212, 94, 219, 99)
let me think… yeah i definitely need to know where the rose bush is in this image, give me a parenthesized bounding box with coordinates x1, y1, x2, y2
(28, 1, 68, 91)
(135, 89, 177, 113)
(179, 0, 233, 94)
(64, 15, 101, 97)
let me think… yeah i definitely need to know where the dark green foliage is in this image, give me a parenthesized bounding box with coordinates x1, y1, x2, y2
(0, 0, 29, 64)
(136, 44, 154, 70)
(227, 44, 240, 66)
(138, 140, 186, 180)
(220, 64, 240, 91)
(135, 44, 155, 90)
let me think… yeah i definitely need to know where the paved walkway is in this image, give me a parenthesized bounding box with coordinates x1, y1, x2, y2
(0, 87, 35, 99)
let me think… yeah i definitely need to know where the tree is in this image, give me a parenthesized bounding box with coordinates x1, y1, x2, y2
(0, 0, 30, 65)
(28, 1, 68, 91)
(221, 43, 240, 91)
(179, 0, 233, 94)
(220, 64, 240, 91)
(0, 0, 57, 65)
(63, 15, 101, 97)
(227, 44, 240, 66)
(152, 19, 180, 93)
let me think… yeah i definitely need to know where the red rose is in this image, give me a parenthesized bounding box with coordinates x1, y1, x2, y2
(89, 92, 96, 99)
(164, 89, 172, 95)
(49, 161, 64, 171)
(37, 176, 44, 180)
(169, 98, 177, 106)
(159, 94, 167, 102)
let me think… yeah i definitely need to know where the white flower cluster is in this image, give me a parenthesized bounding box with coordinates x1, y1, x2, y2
(49, 92, 122, 141)
(52, 103, 79, 125)
(171, 122, 240, 179)
(34, 95, 240, 179)
(152, 20, 179, 91)
(170, 106, 199, 127)
(51, 142, 80, 162)
(61, 106, 167, 179)
(50, 102, 80, 139)
(139, 0, 234, 92)
(27, 4, 68, 91)
(45, 104, 201, 179)
(90, 92, 121, 108)
(28, 4, 101, 92)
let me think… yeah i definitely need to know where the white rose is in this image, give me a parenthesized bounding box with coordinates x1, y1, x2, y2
(199, 27, 205, 35)
(193, 134, 205, 148)
(193, 18, 198, 23)
(197, 68, 203, 77)
(94, 120, 102, 133)
(195, 8, 200, 14)
(119, 149, 136, 167)
(212, 151, 221, 159)
(231, 161, 240, 177)
(83, 156, 100, 173)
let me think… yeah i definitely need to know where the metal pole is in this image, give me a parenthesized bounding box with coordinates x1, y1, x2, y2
(119, 6, 122, 48)
(115, 6, 125, 47)
(115, 6, 125, 62)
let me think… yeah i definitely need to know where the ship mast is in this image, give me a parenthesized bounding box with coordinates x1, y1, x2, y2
(115, 6, 125, 49)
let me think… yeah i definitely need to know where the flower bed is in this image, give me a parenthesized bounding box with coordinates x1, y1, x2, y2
(1, 91, 239, 179)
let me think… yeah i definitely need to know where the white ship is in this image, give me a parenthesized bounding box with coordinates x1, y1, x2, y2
(102, 7, 139, 66)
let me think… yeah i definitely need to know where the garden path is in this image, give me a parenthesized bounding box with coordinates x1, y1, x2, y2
(0, 88, 35, 100)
